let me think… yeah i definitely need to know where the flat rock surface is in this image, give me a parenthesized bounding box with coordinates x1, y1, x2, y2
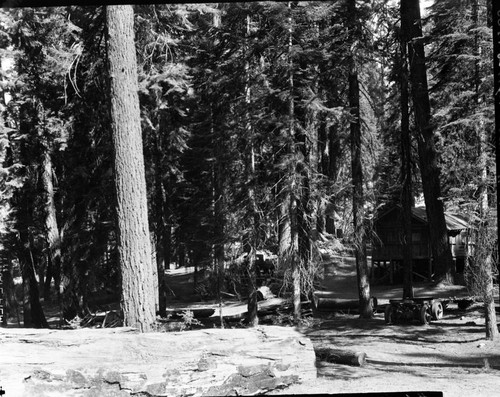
(0, 325, 316, 396)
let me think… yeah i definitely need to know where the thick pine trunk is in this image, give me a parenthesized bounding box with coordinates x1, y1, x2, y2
(483, 252, 498, 340)
(399, 20, 414, 300)
(402, 0, 454, 284)
(106, 5, 156, 332)
(347, 1, 371, 319)
(19, 218, 49, 328)
(473, 1, 497, 340)
(349, 71, 371, 318)
(484, 293, 498, 340)
(484, 299, 498, 340)
(21, 257, 49, 328)
(41, 149, 63, 309)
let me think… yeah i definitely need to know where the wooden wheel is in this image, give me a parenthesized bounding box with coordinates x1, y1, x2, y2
(419, 304, 430, 325)
(431, 301, 443, 320)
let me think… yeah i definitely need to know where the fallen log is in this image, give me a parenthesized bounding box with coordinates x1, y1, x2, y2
(312, 292, 377, 314)
(2, 326, 316, 396)
(315, 347, 367, 367)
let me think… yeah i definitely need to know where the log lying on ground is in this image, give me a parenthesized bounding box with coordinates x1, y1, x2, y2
(315, 347, 367, 367)
(0, 325, 316, 396)
(313, 291, 377, 314)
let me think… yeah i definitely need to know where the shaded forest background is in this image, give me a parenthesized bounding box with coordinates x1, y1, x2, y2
(0, 1, 496, 329)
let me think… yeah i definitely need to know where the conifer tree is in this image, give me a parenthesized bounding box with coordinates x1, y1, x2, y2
(106, 4, 156, 332)
(401, 0, 454, 284)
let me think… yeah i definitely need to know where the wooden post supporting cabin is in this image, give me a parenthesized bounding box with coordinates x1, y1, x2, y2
(428, 257, 432, 281)
(389, 259, 394, 285)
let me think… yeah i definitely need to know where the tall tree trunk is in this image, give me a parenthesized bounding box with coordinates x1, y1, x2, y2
(400, 22, 414, 299)
(41, 149, 63, 308)
(245, 14, 259, 328)
(326, 124, 341, 235)
(209, 6, 225, 328)
(21, 249, 49, 328)
(401, 0, 454, 284)
(492, 0, 500, 299)
(317, 122, 327, 235)
(288, 2, 301, 323)
(19, 195, 49, 328)
(307, 23, 320, 244)
(153, 148, 167, 315)
(213, 137, 225, 328)
(472, 0, 488, 215)
(347, 0, 372, 319)
(473, 0, 497, 340)
(106, 4, 156, 332)
(483, 250, 498, 340)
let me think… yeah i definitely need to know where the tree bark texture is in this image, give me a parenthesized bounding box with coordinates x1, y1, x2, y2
(152, 130, 168, 315)
(401, 0, 454, 284)
(106, 5, 156, 332)
(41, 149, 63, 302)
(483, 251, 498, 340)
(212, 104, 226, 328)
(399, 20, 414, 299)
(245, 14, 259, 328)
(347, 0, 372, 319)
(288, 2, 301, 323)
(492, 0, 500, 300)
(18, 201, 49, 329)
(472, 0, 489, 214)
(12, 326, 316, 396)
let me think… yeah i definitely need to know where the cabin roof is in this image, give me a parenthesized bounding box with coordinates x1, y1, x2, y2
(375, 205, 472, 233)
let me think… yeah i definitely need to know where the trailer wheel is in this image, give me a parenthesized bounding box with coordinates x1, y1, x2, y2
(384, 305, 394, 324)
(431, 301, 443, 320)
(419, 304, 430, 325)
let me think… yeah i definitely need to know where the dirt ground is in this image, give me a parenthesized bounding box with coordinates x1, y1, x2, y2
(270, 304, 500, 396)
(271, 258, 500, 396)
(2, 258, 499, 396)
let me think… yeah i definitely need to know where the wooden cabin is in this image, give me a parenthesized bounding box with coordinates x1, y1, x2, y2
(371, 206, 472, 284)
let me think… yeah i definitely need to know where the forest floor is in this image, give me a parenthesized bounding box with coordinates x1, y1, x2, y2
(271, 257, 500, 396)
(1, 257, 499, 396)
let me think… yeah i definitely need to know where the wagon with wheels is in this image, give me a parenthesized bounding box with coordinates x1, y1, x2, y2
(384, 297, 444, 325)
